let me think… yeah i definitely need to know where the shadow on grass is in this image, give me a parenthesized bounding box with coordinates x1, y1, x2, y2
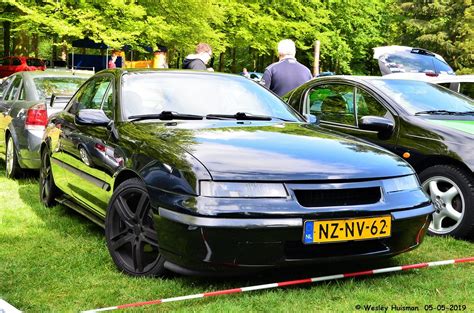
(0, 158, 104, 239)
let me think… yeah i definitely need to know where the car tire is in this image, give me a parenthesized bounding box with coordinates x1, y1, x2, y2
(420, 164, 474, 239)
(78, 145, 93, 167)
(5, 135, 21, 179)
(39, 147, 60, 207)
(105, 178, 166, 277)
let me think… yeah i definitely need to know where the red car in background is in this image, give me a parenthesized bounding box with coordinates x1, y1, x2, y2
(0, 56, 46, 78)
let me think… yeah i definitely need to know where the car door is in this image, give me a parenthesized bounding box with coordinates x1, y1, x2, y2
(303, 83, 399, 152)
(0, 75, 22, 154)
(56, 74, 115, 216)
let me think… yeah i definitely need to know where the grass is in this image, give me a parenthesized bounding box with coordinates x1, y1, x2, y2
(0, 163, 473, 312)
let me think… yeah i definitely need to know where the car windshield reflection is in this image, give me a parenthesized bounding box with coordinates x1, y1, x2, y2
(371, 80, 474, 115)
(121, 72, 302, 122)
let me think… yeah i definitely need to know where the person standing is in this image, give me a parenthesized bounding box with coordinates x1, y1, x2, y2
(108, 52, 118, 69)
(182, 43, 213, 70)
(263, 39, 313, 96)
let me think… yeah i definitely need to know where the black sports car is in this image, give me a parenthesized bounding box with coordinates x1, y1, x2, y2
(40, 69, 432, 277)
(284, 76, 474, 239)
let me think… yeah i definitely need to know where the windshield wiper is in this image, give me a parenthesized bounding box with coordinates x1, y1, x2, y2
(128, 111, 203, 122)
(206, 112, 287, 121)
(415, 110, 459, 116)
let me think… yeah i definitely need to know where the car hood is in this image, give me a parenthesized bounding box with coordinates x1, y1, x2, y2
(426, 119, 474, 136)
(134, 121, 413, 181)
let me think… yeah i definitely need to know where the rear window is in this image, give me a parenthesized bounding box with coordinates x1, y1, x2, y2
(33, 77, 87, 99)
(379, 52, 454, 75)
(26, 58, 44, 67)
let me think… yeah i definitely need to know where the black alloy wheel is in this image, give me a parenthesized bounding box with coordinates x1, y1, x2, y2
(420, 164, 474, 239)
(105, 178, 165, 277)
(39, 147, 60, 207)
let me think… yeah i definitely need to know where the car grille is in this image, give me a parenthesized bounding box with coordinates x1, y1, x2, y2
(293, 187, 381, 207)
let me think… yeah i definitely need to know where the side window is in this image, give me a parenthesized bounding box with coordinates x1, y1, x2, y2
(459, 83, 474, 99)
(12, 58, 22, 66)
(19, 85, 25, 100)
(5, 76, 22, 101)
(102, 85, 114, 119)
(69, 76, 112, 114)
(356, 88, 390, 119)
(0, 76, 14, 99)
(438, 83, 451, 89)
(0, 58, 11, 66)
(307, 84, 355, 126)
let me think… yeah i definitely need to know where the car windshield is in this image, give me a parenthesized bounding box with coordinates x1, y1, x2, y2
(121, 72, 302, 121)
(34, 77, 87, 99)
(371, 80, 474, 115)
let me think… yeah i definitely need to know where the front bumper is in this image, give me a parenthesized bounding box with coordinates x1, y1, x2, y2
(154, 204, 433, 275)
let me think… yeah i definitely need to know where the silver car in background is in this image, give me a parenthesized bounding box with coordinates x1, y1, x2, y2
(0, 70, 91, 178)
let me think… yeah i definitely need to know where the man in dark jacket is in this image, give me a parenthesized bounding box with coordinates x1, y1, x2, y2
(263, 39, 313, 96)
(182, 43, 213, 70)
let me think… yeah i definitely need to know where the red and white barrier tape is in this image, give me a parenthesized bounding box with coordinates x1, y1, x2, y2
(83, 257, 474, 312)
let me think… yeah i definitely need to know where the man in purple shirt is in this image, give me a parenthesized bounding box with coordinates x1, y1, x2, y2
(263, 39, 313, 96)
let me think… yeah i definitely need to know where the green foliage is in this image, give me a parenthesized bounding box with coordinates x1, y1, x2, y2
(396, 0, 474, 73)
(2, 0, 471, 74)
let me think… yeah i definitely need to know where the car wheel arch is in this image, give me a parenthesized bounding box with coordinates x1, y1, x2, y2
(413, 155, 472, 177)
(113, 169, 144, 191)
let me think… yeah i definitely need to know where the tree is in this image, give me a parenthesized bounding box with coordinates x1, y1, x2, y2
(396, 0, 474, 73)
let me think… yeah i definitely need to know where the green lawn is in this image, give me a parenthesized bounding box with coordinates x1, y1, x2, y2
(0, 164, 473, 312)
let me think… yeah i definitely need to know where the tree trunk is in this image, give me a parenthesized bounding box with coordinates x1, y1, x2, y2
(32, 34, 39, 58)
(231, 47, 236, 73)
(218, 52, 224, 72)
(52, 36, 58, 61)
(3, 21, 11, 57)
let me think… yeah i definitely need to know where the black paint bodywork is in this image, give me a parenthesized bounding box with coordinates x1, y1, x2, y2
(284, 76, 474, 176)
(42, 70, 433, 275)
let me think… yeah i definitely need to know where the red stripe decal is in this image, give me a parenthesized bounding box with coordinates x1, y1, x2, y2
(204, 288, 242, 297)
(344, 270, 374, 278)
(277, 278, 312, 287)
(117, 299, 162, 309)
(454, 257, 474, 264)
(402, 263, 428, 270)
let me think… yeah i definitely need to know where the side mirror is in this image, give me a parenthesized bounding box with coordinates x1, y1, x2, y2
(359, 116, 394, 135)
(75, 109, 110, 127)
(50, 94, 56, 107)
(304, 113, 319, 125)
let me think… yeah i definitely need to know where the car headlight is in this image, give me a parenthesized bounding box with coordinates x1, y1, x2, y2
(200, 181, 288, 198)
(383, 175, 420, 193)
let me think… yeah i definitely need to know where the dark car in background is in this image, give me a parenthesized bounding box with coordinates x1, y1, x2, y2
(0, 56, 46, 78)
(284, 76, 474, 239)
(0, 70, 91, 177)
(39, 69, 432, 277)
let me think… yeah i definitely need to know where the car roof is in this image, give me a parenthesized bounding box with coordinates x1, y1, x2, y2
(99, 68, 251, 80)
(17, 70, 92, 79)
(309, 75, 421, 84)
